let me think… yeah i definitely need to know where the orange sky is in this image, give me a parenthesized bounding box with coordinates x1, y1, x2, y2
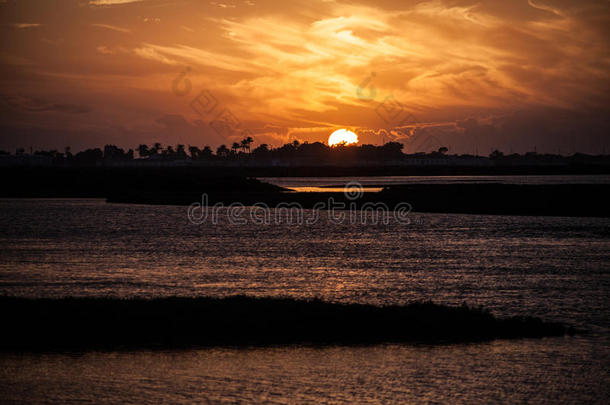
(1, 0, 609, 154)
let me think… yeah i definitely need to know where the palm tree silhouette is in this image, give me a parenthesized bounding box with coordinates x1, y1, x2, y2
(231, 142, 240, 156)
(216, 144, 229, 157)
(242, 136, 254, 153)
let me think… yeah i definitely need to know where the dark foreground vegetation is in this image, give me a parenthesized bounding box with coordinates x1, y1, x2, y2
(0, 296, 571, 351)
(106, 182, 610, 217)
(1, 167, 285, 198)
(377, 183, 610, 217)
(3, 167, 610, 217)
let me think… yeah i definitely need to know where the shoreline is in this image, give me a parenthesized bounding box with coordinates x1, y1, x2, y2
(105, 183, 610, 218)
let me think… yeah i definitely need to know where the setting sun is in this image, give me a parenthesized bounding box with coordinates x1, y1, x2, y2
(328, 129, 358, 146)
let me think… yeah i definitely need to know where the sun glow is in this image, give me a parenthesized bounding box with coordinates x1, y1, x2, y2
(328, 129, 358, 146)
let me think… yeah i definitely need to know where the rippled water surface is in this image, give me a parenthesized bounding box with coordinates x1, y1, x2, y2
(1, 338, 608, 404)
(1, 198, 609, 403)
(260, 174, 610, 189)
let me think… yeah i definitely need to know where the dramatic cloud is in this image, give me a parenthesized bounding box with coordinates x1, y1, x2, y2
(0, 0, 608, 153)
(11, 23, 41, 28)
(91, 23, 131, 34)
(4, 95, 90, 114)
(88, 0, 146, 5)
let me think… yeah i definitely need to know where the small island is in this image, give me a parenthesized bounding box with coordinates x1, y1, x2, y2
(0, 296, 571, 351)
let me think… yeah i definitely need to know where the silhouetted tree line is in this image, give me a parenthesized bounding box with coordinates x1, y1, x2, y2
(1, 138, 608, 166)
(0, 137, 407, 164)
